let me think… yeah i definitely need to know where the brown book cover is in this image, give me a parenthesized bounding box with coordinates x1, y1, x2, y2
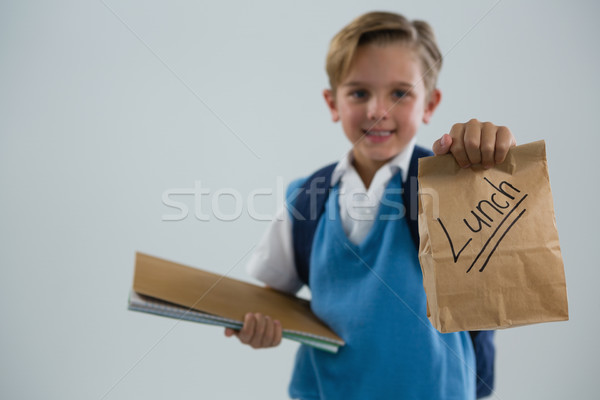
(130, 252, 344, 352)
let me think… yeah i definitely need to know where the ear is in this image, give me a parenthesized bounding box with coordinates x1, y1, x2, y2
(323, 89, 340, 122)
(422, 88, 442, 124)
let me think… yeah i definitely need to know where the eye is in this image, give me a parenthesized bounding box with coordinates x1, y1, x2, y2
(350, 89, 367, 99)
(392, 89, 409, 99)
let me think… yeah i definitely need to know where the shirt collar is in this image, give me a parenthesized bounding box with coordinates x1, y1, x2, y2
(331, 136, 418, 186)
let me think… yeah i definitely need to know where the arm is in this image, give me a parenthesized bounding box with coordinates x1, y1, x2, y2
(225, 206, 302, 349)
(432, 119, 516, 168)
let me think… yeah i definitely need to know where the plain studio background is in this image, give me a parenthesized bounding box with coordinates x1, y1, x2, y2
(1, 1, 598, 399)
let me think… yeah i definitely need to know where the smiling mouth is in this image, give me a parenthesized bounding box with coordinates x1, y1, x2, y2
(363, 129, 395, 137)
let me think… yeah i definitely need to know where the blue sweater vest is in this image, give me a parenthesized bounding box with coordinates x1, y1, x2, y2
(288, 146, 495, 399)
(286, 173, 476, 400)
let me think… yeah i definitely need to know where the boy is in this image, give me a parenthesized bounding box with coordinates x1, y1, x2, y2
(225, 11, 515, 399)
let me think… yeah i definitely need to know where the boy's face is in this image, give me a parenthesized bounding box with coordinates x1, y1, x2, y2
(324, 42, 441, 171)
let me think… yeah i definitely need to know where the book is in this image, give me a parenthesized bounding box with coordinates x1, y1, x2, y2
(128, 252, 345, 353)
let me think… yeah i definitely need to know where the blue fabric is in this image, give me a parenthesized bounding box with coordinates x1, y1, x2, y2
(290, 145, 432, 286)
(289, 162, 337, 286)
(287, 173, 476, 400)
(289, 146, 496, 398)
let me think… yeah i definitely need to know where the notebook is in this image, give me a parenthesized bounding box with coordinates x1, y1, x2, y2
(129, 252, 344, 353)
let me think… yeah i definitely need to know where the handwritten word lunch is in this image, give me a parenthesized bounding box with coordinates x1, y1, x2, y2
(436, 177, 528, 273)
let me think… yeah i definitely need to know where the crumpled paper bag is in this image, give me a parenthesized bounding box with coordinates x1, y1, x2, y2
(418, 140, 568, 333)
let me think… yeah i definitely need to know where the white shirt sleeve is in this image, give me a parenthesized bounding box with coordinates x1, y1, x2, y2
(245, 205, 304, 294)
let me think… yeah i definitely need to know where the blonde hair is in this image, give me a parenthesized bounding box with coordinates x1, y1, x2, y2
(326, 11, 443, 99)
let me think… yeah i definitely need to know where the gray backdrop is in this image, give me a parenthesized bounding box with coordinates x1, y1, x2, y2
(1, 0, 598, 399)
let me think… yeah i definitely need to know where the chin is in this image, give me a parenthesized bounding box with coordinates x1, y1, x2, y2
(372, 149, 401, 159)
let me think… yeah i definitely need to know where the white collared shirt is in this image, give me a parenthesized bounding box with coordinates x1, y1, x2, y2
(246, 137, 417, 294)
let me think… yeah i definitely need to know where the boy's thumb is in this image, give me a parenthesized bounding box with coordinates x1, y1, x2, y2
(432, 134, 452, 155)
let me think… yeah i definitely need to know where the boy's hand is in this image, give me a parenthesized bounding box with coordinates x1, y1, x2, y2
(224, 312, 283, 349)
(432, 119, 516, 169)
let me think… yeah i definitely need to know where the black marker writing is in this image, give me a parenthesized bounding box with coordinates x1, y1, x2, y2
(484, 177, 520, 200)
(466, 194, 528, 273)
(436, 177, 528, 272)
(478, 208, 526, 272)
(463, 210, 491, 233)
(437, 218, 472, 263)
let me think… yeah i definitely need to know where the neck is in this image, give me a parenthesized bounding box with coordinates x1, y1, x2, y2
(353, 158, 387, 189)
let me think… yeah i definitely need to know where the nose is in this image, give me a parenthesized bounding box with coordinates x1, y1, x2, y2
(367, 96, 389, 121)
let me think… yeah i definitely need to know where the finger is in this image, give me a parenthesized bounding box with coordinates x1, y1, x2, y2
(448, 123, 469, 167)
(250, 313, 267, 348)
(238, 312, 256, 344)
(261, 316, 275, 347)
(432, 133, 452, 155)
(224, 327, 238, 337)
(273, 320, 283, 346)
(463, 119, 482, 165)
(431, 137, 444, 155)
(494, 126, 515, 164)
(480, 122, 497, 169)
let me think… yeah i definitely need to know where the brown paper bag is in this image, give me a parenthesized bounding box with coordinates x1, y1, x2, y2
(418, 140, 568, 333)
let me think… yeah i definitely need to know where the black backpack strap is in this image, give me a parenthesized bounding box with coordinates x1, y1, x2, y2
(471, 330, 495, 398)
(290, 162, 337, 286)
(402, 145, 433, 249)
